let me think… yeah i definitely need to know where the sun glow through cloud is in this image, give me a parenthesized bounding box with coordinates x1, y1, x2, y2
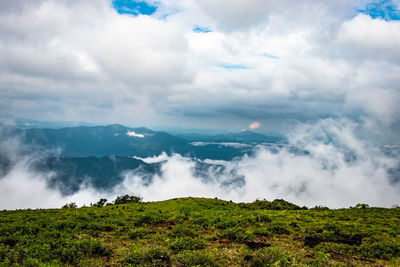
(249, 121, 261, 130)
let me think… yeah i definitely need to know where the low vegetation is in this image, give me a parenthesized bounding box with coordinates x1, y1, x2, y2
(0, 197, 399, 266)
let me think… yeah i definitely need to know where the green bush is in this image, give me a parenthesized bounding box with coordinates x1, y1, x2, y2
(190, 216, 210, 229)
(128, 227, 149, 240)
(312, 251, 330, 266)
(170, 237, 206, 252)
(359, 240, 400, 259)
(114, 195, 142, 205)
(79, 238, 111, 258)
(62, 202, 77, 209)
(0, 244, 9, 261)
(241, 199, 304, 210)
(122, 247, 169, 265)
(215, 218, 240, 229)
(250, 247, 296, 266)
(254, 213, 272, 223)
(135, 211, 165, 226)
(268, 223, 291, 235)
(218, 226, 253, 243)
(168, 225, 198, 238)
(253, 227, 273, 237)
(174, 250, 222, 266)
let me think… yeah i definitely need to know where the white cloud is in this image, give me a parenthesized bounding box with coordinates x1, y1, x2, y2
(126, 131, 145, 138)
(120, 119, 400, 208)
(0, 0, 399, 132)
(134, 152, 169, 163)
(191, 142, 252, 148)
(336, 14, 400, 63)
(0, 1, 399, 210)
(1, 119, 398, 209)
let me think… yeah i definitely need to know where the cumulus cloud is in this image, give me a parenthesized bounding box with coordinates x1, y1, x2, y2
(0, 0, 399, 133)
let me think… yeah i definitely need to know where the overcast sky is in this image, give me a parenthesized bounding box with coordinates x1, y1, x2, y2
(0, 0, 400, 134)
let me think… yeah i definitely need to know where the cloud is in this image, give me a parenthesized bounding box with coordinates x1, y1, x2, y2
(120, 119, 399, 208)
(249, 121, 261, 130)
(191, 142, 253, 149)
(126, 131, 145, 138)
(134, 152, 169, 163)
(0, 119, 398, 209)
(1, 1, 399, 209)
(0, 0, 399, 134)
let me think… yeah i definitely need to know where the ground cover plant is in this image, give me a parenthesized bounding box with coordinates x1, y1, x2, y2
(0, 197, 399, 266)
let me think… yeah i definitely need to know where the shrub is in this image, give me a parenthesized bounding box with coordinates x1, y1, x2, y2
(354, 203, 369, 209)
(305, 231, 363, 247)
(311, 206, 330, 210)
(254, 214, 272, 223)
(114, 195, 142, 205)
(91, 199, 108, 207)
(135, 211, 165, 226)
(215, 218, 240, 229)
(78, 238, 111, 258)
(174, 251, 224, 266)
(170, 237, 206, 252)
(250, 247, 296, 266)
(87, 223, 115, 232)
(168, 225, 198, 238)
(268, 223, 291, 235)
(62, 202, 77, 209)
(312, 251, 330, 266)
(253, 227, 273, 237)
(358, 241, 400, 259)
(0, 244, 9, 261)
(190, 216, 210, 229)
(241, 199, 303, 210)
(129, 227, 149, 240)
(122, 247, 169, 265)
(218, 226, 253, 243)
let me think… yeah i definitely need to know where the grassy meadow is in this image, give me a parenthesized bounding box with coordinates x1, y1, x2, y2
(0, 197, 399, 266)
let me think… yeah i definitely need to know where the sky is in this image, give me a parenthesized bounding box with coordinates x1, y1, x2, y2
(0, 0, 400, 136)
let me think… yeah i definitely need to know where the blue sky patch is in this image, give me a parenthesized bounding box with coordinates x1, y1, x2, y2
(193, 26, 212, 33)
(113, 0, 157, 16)
(263, 53, 279, 59)
(217, 64, 249, 70)
(358, 0, 400, 21)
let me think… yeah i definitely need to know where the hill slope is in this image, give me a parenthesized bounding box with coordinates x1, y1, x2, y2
(0, 197, 399, 266)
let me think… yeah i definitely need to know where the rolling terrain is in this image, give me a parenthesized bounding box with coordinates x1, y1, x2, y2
(0, 197, 399, 266)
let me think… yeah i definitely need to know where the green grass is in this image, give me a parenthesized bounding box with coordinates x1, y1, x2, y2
(0, 197, 399, 266)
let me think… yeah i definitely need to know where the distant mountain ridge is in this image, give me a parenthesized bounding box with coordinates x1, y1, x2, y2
(176, 130, 284, 143)
(34, 156, 160, 195)
(0, 123, 282, 195)
(11, 124, 283, 160)
(22, 124, 192, 158)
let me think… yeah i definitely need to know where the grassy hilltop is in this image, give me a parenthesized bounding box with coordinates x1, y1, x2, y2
(0, 197, 400, 266)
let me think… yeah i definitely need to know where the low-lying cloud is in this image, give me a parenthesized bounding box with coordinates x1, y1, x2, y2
(0, 119, 399, 210)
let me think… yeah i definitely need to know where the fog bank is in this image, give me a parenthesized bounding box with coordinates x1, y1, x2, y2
(0, 119, 399, 209)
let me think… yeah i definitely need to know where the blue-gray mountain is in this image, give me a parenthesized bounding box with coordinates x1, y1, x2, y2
(20, 124, 284, 159)
(0, 124, 279, 194)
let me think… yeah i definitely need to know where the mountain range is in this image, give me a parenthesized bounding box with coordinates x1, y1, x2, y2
(0, 123, 283, 194)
